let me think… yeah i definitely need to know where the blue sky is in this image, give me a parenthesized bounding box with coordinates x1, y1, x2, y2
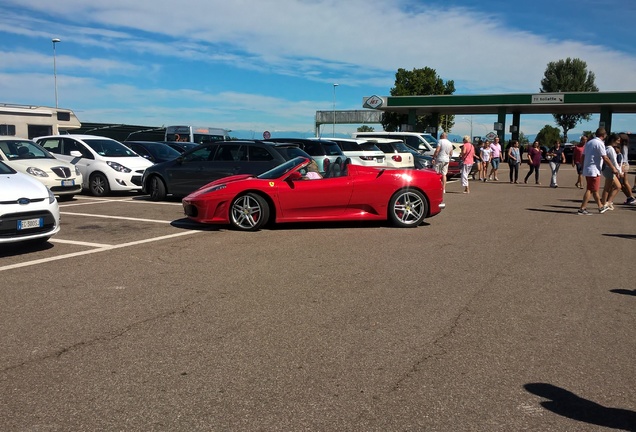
(1, 0, 635, 140)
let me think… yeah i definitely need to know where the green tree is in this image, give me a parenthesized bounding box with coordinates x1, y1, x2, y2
(518, 131, 530, 146)
(357, 125, 375, 132)
(535, 124, 562, 147)
(381, 67, 455, 133)
(540, 58, 598, 143)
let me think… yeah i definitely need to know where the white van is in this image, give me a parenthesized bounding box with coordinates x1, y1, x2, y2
(353, 131, 438, 156)
(35, 135, 153, 196)
(327, 138, 386, 167)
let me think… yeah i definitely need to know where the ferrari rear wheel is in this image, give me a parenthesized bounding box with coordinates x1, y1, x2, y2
(230, 193, 270, 231)
(388, 189, 427, 228)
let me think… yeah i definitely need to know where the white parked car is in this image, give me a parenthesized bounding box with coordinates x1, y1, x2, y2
(328, 138, 386, 167)
(0, 137, 83, 200)
(363, 138, 415, 168)
(0, 161, 60, 244)
(353, 131, 438, 156)
(35, 135, 153, 196)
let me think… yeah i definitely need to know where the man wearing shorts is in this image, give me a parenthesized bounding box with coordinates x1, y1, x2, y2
(433, 132, 453, 193)
(578, 128, 618, 215)
(488, 136, 502, 181)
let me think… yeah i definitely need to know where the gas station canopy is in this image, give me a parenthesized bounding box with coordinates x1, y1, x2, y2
(362, 91, 636, 115)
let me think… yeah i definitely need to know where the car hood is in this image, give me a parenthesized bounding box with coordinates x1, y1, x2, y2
(103, 156, 153, 170)
(4, 157, 75, 173)
(0, 171, 49, 200)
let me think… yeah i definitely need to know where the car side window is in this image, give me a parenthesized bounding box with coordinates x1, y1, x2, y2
(405, 137, 419, 148)
(63, 138, 93, 159)
(183, 146, 215, 162)
(340, 142, 357, 152)
(302, 142, 321, 156)
(248, 146, 274, 162)
(39, 138, 63, 154)
(213, 144, 241, 161)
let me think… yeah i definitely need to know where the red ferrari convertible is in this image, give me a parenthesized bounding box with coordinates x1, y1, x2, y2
(182, 157, 445, 231)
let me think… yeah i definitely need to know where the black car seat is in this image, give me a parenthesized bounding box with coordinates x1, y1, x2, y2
(341, 158, 351, 176)
(330, 157, 342, 177)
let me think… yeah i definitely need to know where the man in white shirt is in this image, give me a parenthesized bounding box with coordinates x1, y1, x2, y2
(578, 128, 617, 215)
(433, 132, 454, 193)
(488, 136, 502, 181)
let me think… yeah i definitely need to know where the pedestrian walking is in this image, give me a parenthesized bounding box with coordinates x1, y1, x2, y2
(618, 133, 636, 205)
(432, 132, 454, 193)
(488, 136, 502, 181)
(573, 136, 586, 188)
(600, 133, 622, 210)
(578, 128, 618, 215)
(524, 141, 542, 185)
(459, 135, 474, 193)
(480, 141, 492, 182)
(547, 139, 566, 188)
(507, 140, 521, 183)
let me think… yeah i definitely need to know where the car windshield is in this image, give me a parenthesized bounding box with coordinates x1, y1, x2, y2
(0, 140, 54, 160)
(142, 143, 181, 159)
(84, 139, 138, 157)
(422, 134, 439, 148)
(257, 157, 308, 179)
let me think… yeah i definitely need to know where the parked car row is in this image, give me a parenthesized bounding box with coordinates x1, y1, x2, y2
(1, 133, 450, 244)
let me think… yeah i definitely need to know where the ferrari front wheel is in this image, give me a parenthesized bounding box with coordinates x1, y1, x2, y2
(388, 189, 427, 228)
(230, 193, 270, 231)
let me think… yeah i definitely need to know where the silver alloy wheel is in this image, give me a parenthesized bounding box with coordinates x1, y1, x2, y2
(230, 194, 267, 230)
(390, 190, 425, 226)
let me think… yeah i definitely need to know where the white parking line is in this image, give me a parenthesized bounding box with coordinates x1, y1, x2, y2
(60, 198, 182, 207)
(0, 231, 200, 272)
(50, 239, 112, 247)
(60, 212, 174, 224)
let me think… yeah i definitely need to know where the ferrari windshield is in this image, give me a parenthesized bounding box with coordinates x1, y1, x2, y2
(257, 157, 308, 179)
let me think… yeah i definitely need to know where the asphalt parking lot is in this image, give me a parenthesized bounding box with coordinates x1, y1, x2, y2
(1, 166, 635, 431)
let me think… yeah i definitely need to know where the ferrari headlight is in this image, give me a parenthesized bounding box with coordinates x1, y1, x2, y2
(26, 167, 49, 177)
(107, 161, 131, 173)
(205, 184, 226, 193)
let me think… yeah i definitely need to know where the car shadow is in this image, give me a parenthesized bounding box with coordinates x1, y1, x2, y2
(0, 240, 55, 258)
(170, 218, 222, 231)
(524, 383, 636, 431)
(133, 195, 182, 203)
(169, 219, 431, 232)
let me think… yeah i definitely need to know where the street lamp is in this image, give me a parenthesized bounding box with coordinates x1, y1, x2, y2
(332, 83, 339, 137)
(461, 116, 473, 141)
(52, 38, 61, 108)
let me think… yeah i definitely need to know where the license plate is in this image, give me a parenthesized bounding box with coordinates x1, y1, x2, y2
(18, 218, 43, 230)
(61, 179, 75, 186)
